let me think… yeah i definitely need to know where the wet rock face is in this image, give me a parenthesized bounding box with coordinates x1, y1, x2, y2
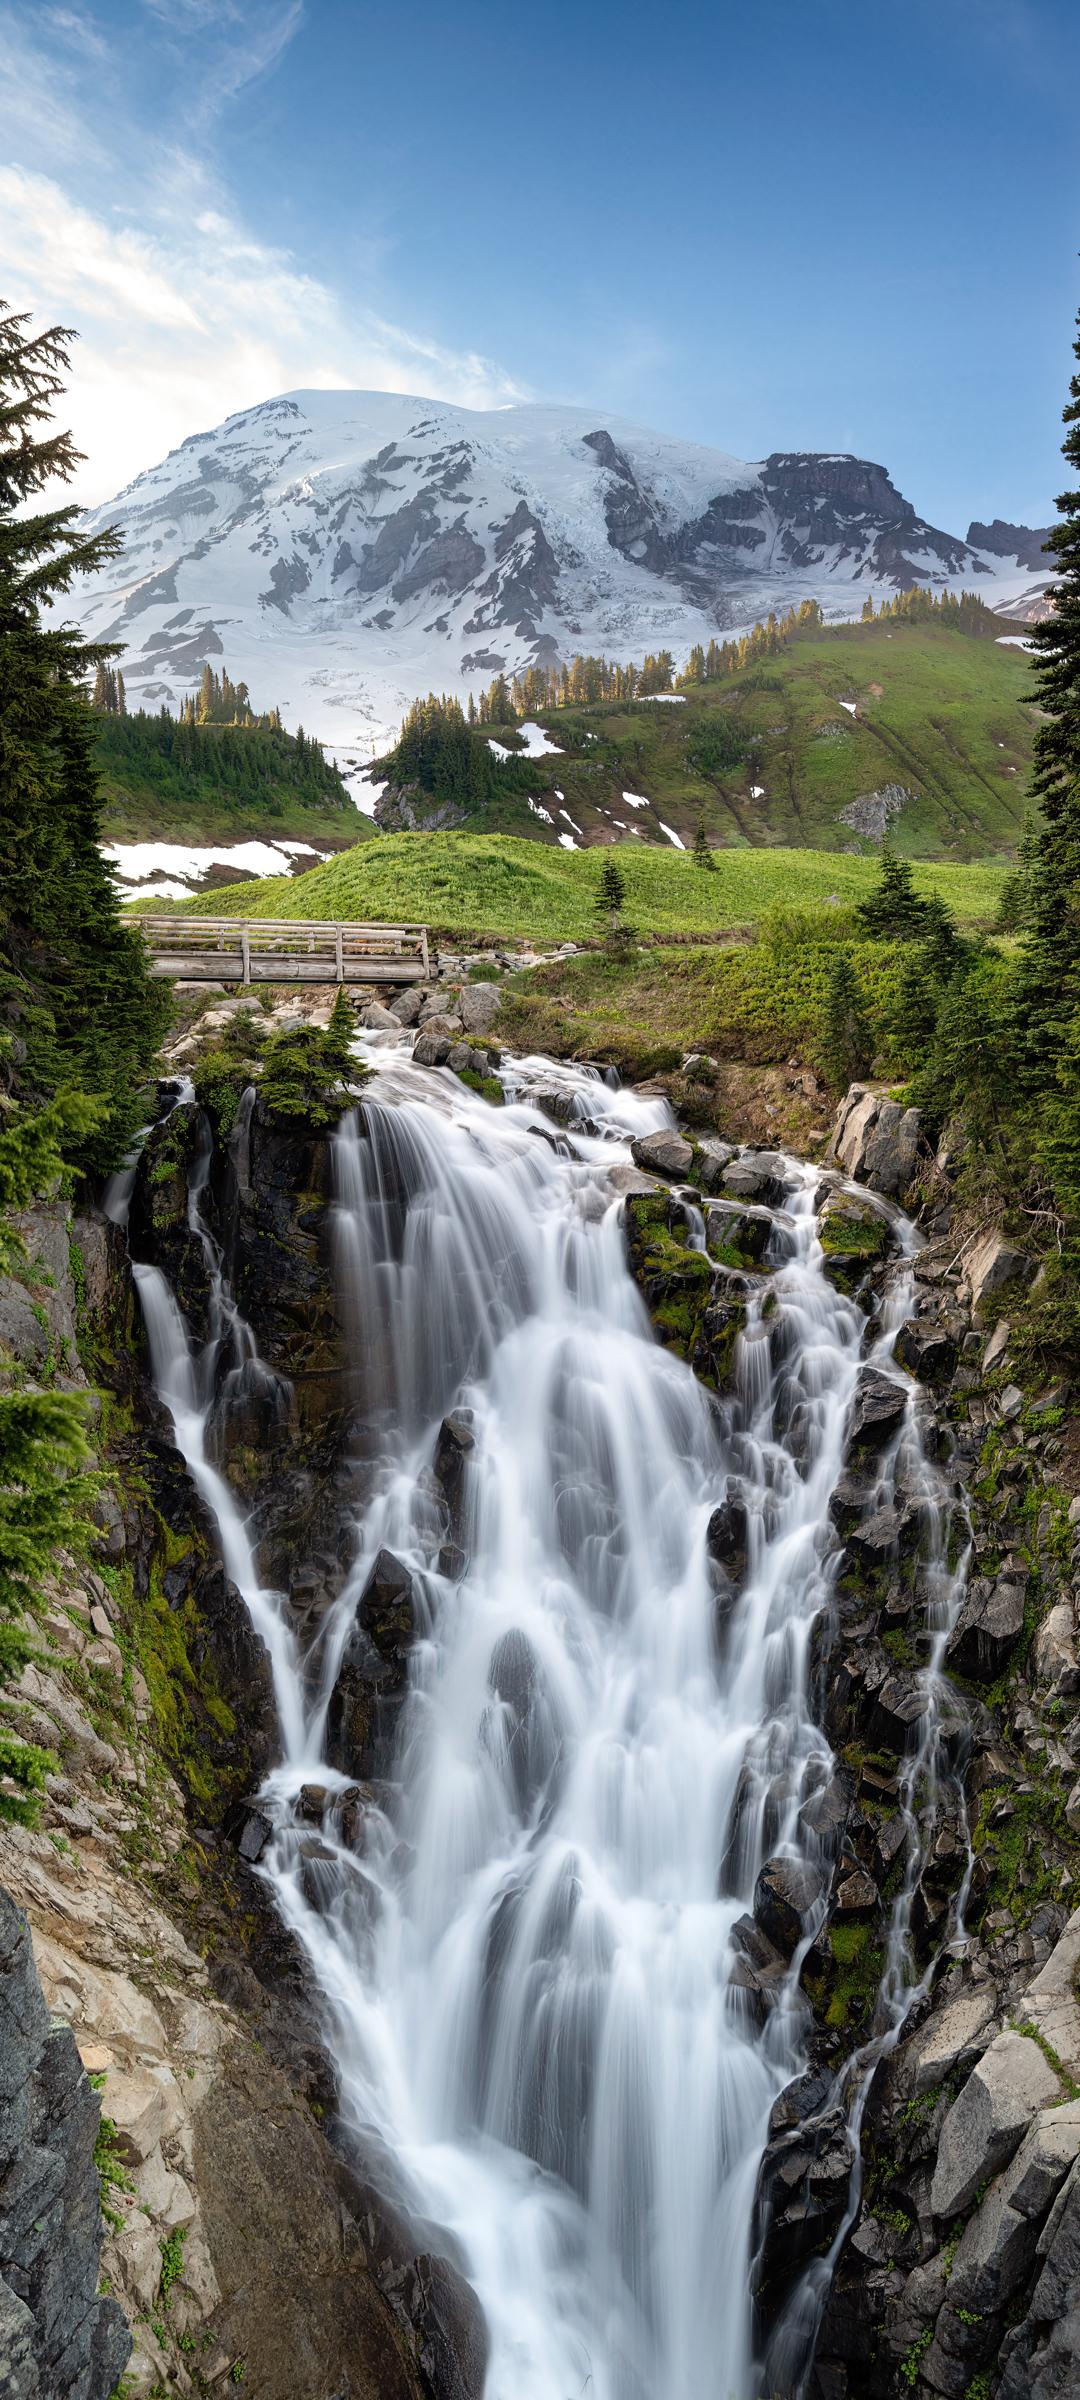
(754, 1856, 826, 1956)
(326, 1550, 418, 1779)
(0, 1889, 131, 2400)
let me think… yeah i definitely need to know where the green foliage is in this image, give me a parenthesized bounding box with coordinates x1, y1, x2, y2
(91, 2083, 135, 2233)
(191, 1011, 268, 1136)
(0, 303, 169, 1171)
(258, 987, 363, 1126)
(900, 2326, 932, 2387)
(685, 716, 749, 777)
(692, 817, 716, 870)
(380, 693, 532, 810)
(819, 947, 871, 1088)
(158, 2227, 187, 2310)
(95, 707, 352, 839)
(857, 840, 949, 940)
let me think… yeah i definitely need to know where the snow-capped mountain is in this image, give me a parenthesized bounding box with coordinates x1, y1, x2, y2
(70, 390, 1053, 757)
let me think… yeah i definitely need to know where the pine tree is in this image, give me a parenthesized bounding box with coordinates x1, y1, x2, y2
(692, 818, 715, 871)
(1024, 297, 1080, 1037)
(855, 840, 940, 940)
(0, 302, 168, 1170)
(820, 949, 871, 1089)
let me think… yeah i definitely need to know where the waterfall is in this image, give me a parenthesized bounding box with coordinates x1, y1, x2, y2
(132, 1037, 972, 2400)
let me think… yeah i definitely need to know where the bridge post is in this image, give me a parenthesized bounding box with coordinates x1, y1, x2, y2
(335, 925, 344, 983)
(240, 927, 250, 986)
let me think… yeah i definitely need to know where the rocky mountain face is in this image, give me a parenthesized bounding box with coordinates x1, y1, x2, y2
(967, 518, 1053, 572)
(68, 391, 1052, 755)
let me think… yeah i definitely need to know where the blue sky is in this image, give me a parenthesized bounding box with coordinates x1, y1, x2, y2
(1, 0, 1077, 522)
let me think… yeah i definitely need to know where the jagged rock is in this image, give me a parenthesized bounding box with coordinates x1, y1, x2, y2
(967, 1231, 1036, 1311)
(830, 1083, 922, 1200)
(357, 1550, 416, 1671)
(817, 1187, 893, 1295)
(893, 1316, 960, 1384)
(705, 1492, 750, 1583)
(998, 2154, 1080, 2400)
(433, 1412, 476, 1545)
(389, 986, 427, 1026)
(629, 1130, 694, 1179)
(1032, 1603, 1080, 1698)
(704, 1203, 772, 1265)
(846, 1368, 908, 1452)
(867, 1671, 929, 1753)
(458, 982, 502, 1036)
(899, 1984, 998, 2098)
(694, 1138, 737, 1192)
(362, 1003, 400, 1030)
(413, 1030, 453, 1068)
(843, 1503, 919, 1568)
(228, 1804, 274, 1863)
(720, 1151, 790, 1208)
(0, 1889, 131, 2399)
(930, 2030, 1064, 2219)
(753, 2100, 856, 2312)
(833, 1869, 878, 1915)
(947, 1576, 1026, 1680)
(754, 1856, 826, 1955)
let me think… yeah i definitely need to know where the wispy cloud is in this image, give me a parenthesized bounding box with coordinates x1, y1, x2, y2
(0, 0, 523, 502)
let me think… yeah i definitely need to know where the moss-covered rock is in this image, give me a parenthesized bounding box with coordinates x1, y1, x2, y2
(817, 1187, 893, 1295)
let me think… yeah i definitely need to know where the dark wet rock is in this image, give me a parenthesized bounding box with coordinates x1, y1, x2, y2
(868, 1670, 930, 1753)
(754, 1855, 827, 1955)
(694, 1138, 737, 1192)
(0, 1887, 131, 2399)
(893, 1316, 960, 1384)
(692, 1292, 747, 1389)
(433, 1412, 476, 1542)
(706, 1491, 750, 1583)
(798, 1770, 854, 1850)
(358, 1549, 416, 1669)
(704, 1202, 773, 1266)
(832, 1868, 879, 1915)
(947, 1576, 1027, 1681)
(226, 1801, 274, 1862)
(753, 2098, 856, 2315)
(842, 1502, 919, 1570)
(629, 1129, 694, 1179)
(846, 1368, 909, 1453)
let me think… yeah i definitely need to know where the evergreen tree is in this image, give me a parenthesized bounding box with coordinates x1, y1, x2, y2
(598, 855, 625, 917)
(1023, 298, 1080, 1035)
(855, 840, 940, 940)
(692, 818, 715, 871)
(0, 302, 168, 1170)
(820, 948, 871, 1089)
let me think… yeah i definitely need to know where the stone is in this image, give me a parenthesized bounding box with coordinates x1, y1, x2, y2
(997, 2156, 1080, 2400)
(361, 1002, 400, 1030)
(833, 1869, 879, 1915)
(694, 1138, 737, 1192)
(434, 1411, 476, 1545)
(830, 1083, 922, 1200)
(901, 1985, 998, 2098)
(705, 1492, 750, 1583)
(412, 1029, 452, 1068)
(357, 1549, 415, 1671)
(607, 1165, 659, 1196)
(233, 1805, 274, 1863)
(629, 1130, 694, 1179)
(983, 1320, 1011, 1374)
(1032, 1603, 1080, 1697)
(389, 986, 427, 1026)
(967, 1232, 1036, 1312)
(843, 1504, 916, 1568)
(415, 1010, 463, 1039)
(458, 982, 503, 1035)
(1020, 1907, 1080, 2086)
(947, 1577, 1027, 1681)
(930, 2031, 1064, 2219)
(893, 1317, 960, 1385)
(721, 1151, 790, 1207)
(846, 1369, 908, 1452)
(999, 1382, 1025, 1421)
(753, 1855, 826, 1955)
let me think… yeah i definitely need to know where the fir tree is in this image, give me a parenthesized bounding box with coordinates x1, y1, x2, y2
(598, 855, 626, 917)
(820, 948, 871, 1089)
(692, 818, 715, 871)
(0, 302, 168, 1170)
(855, 840, 940, 940)
(1024, 298, 1080, 1036)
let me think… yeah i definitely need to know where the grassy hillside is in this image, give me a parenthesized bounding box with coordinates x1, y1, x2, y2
(95, 711, 374, 847)
(376, 619, 1035, 862)
(182, 830, 1009, 945)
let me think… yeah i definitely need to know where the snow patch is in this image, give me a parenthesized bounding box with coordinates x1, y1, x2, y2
(838, 700, 858, 717)
(103, 838, 319, 896)
(622, 792, 650, 809)
(557, 831, 579, 850)
(528, 798, 554, 825)
(657, 822, 686, 850)
(750, 784, 765, 800)
(633, 693, 686, 704)
(518, 720, 563, 757)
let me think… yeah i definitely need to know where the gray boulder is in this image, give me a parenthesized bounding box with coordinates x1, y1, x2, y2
(413, 1030, 453, 1068)
(629, 1129, 694, 1179)
(930, 2030, 1064, 2219)
(846, 1368, 908, 1452)
(361, 1002, 400, 1030)
(389, 987, 427, 1026)
(458, 982, 503, 1036)
(721, 1151, 790, 1207)
(947, 1576, 1027, 1680)
(753, 1855, 826, 1955)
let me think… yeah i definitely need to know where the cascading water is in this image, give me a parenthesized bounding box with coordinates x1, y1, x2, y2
(131, 1035, 972, 2400)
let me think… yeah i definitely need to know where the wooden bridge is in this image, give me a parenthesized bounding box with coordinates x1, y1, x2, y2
(138, 916, 430, 986)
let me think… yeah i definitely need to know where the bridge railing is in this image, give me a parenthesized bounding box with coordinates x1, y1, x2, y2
(137, 916, 430, 985)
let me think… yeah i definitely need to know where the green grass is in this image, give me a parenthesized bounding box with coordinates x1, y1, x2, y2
(375, 618, 1036, 861)
(95, 711, 374, 848)
(182, 832, 1008, 945)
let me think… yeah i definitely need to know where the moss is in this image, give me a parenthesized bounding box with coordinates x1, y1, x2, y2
(821, 1920, 885, 2031)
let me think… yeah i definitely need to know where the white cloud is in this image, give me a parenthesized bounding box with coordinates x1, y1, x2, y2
(0, 1, 523, 504)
